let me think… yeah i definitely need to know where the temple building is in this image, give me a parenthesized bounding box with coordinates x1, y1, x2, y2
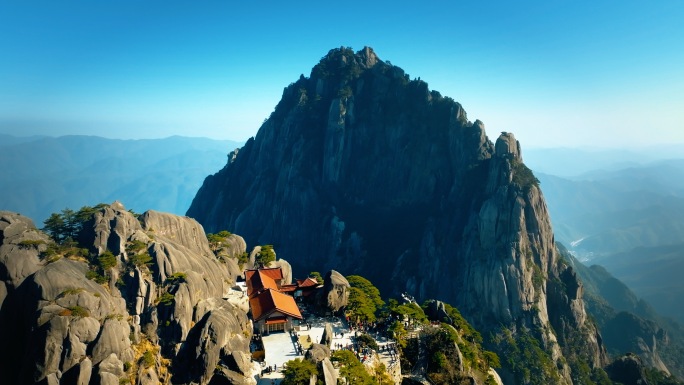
(245, 267, 305, 334)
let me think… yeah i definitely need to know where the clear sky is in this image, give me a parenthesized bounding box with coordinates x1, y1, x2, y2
(1, 0, 683, 148)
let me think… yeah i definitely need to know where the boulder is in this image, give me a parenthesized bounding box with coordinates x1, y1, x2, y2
(320, 322, 333, 347)
(321, 357, 338, 385)
(322, 270, 349, 312)
(175, 299, 251, 385)
(424, 300, 452, 324)
(305, 343, 330, 364)
(0, 211, 47, 303)
(136, 366, 160, 385)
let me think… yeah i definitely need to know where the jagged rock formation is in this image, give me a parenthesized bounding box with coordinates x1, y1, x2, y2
(188, 46, 608, 383)
(0, 204, 252, 385)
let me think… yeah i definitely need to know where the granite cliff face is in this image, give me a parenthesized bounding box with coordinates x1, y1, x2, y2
(0, 204, 252, 385)
(188, 47, 607, 383)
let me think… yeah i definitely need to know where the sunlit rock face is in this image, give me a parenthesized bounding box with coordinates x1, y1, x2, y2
(0, 204, 251, 385)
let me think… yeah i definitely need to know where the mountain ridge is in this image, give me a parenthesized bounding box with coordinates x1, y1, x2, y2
(188, 46, 608, 384)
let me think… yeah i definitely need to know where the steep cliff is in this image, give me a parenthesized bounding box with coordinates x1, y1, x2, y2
(188, 47, 607, 383)
(0, 204, 252, 385)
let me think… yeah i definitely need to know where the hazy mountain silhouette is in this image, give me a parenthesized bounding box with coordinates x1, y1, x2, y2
(0, 135, 240, 224)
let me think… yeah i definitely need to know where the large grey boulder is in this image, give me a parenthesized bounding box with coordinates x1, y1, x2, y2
(305, 343, 330, 364)
(0, 211, 47, 305)
(424, 300, 452, 324)
(322, 270, 349, 312)
(141, 210, 236, 343)
(320, 322, 333, 347)
(175, 299, 252, 385)
(0, 256, 133, 384)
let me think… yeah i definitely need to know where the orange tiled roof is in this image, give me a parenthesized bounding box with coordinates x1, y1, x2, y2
(245, 268, 281, 297)
(259, 267, 283, 281)
(279, 284, 298, 293)
(249, 288, 303, 321)
(297, 277, 320, 288)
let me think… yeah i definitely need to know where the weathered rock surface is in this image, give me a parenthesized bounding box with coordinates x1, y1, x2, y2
(176, 299, 251, 385)
(0, 203, 253, 385)
(424, 300, 452, 324)
(320, 322, 333, 347)
(0, 256, 134, 384)
(187, 47, 609, 383)
(321, 357, 338, 385)
(320, 270, 349, 312)
(0, 211, 48, 305)
(305, 343, 331, 364)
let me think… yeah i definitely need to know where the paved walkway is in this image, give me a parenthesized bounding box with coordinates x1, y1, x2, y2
(261, 316, 356, 370)
(256, 316, 406, 384)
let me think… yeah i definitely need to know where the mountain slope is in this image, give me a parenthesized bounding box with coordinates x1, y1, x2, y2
(188, 46, 608, 384)
(537, 169, 684, 255)
(0, 135, 240, 224)
(593, 243, 684, 324)
(565, 244, 684, 379)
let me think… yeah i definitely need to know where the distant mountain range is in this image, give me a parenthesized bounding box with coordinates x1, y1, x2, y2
(523, 149, 684, 325)
(564, 244, 684, 378)
(0, 134, 241, 225)
(534, 160, 684, 256)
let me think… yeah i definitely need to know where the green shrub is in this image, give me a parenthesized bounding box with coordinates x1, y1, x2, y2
(255, 245, 275, 267)
(97, 250, 117, 270)
(129, 252, 153, 267)
(355, 333, 379, 350)
(165, 272, 187, 285)
(68, 306, 90, 318)
(140, 350, 155, 369)
(58, 288, 84, 298)
(157, 292, 175, 306)
(126, 239, 147, 254)
(512, 160, 540, 190)
(86, 270, 108, 284)
(106, 313, 124, 321)
(18, 239, 45, 249)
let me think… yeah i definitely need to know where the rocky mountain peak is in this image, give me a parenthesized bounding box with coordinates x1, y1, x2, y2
(358, 46, 379, 68)
(188, 47, 608, 383)
(495, 131, 522, 161)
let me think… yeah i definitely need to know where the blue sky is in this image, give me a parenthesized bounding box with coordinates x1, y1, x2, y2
(1, 0, 683, 148)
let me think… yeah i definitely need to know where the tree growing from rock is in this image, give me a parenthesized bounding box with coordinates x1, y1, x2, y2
(256, 244, 276, 267)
